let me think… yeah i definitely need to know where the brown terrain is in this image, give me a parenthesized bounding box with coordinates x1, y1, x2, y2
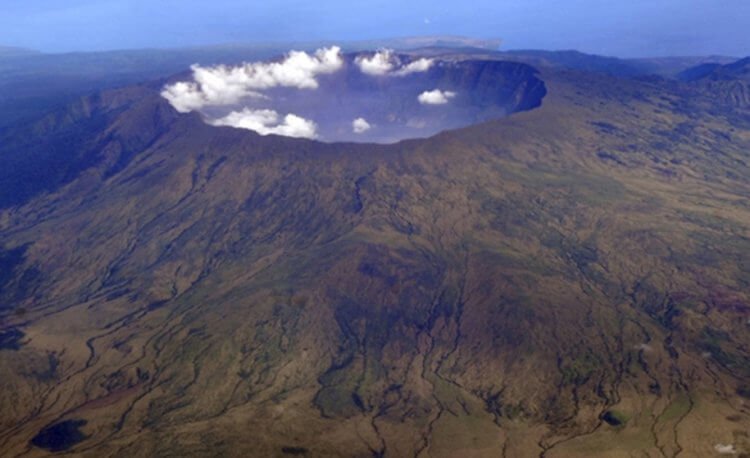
(0, 53, 749, 457)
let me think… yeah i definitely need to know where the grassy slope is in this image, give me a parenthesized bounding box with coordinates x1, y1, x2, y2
(0, 64, 749, 457)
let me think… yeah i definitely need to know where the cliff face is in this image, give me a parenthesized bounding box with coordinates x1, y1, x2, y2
(0, 57, 750, 457)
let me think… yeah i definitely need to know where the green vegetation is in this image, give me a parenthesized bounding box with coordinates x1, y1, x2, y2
(561, 351, 603, 385)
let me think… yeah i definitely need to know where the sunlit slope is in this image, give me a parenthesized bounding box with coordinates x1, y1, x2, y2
(1, 60, 750, 457)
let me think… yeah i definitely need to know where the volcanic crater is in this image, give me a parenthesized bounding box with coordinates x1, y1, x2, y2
(162, 48, 548, 143)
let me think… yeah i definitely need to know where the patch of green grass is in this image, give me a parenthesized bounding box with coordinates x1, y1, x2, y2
(561, 351, 603, 385)
(658, 395, 691, 423)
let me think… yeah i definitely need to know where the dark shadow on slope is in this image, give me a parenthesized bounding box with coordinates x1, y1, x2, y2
(30, 419, 88, 452)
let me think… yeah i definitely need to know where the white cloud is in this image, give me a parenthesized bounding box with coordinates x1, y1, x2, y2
(210, 108, 318, 139)
(352, 117, 372, 134)
(418, 89, 456, 105)
(161, 46, 343, 112)
(355, 49, 395, 76)
(714, 444, 737, 455)
(354, 49, 433, 77)
(395, 58, 434, 76)
(160, 82, 205, 113)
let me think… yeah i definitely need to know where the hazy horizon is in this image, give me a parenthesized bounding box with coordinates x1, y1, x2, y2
(2, 0, 749, 58)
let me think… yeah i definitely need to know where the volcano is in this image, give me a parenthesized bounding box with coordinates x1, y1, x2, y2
(1, 48, 750, 457)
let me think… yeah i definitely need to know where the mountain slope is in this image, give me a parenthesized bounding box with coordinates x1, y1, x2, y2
(680, 57, 750, 107)
(1, 58, 750, 457)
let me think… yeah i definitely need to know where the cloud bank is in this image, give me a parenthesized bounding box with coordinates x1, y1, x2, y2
(161, 46, 343, 113)
(418, 89, 456, 105)
(210, 108, 318, 139)
(354, 49, 433, 77)
(352, 117, 372, 134)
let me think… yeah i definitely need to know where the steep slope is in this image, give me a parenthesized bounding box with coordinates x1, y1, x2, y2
(0, 86, 181, 209)
(1, 59, 750, 457)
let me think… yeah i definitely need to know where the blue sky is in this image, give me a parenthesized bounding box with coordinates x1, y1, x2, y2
(2, 0, 749, 57)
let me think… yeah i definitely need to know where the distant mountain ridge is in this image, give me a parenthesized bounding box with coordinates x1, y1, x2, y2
(679, 56, 750, 81)
(679, 56, 750, 107)
(500, 49, 739, 77)
(0, 46, 40, 58)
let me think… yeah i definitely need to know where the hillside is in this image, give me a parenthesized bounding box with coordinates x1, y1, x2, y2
(1, 55, 750, 457)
